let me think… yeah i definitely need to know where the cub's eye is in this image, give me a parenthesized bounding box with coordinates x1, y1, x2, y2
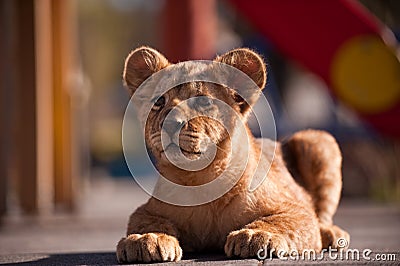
(152, 96, 165, 110)
(194, 96, 213, 108)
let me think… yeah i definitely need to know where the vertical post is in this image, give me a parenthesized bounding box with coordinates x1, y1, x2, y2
(0, 0, 12, 217)
(162, 0, 217, 62)
(14, 0, 38, 213)
(52, 0, 77, 210)
(0, 0, 78, 216)
(35, 0, 54, 213)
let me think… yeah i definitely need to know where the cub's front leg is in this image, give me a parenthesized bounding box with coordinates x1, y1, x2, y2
(116, 207, 182, 263)
(225, 209, 321, 259)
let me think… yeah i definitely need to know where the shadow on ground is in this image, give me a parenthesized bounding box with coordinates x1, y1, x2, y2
(1, 251, 399, 265)
(0, 252, 261, 266)
(0, 252, 117, 266)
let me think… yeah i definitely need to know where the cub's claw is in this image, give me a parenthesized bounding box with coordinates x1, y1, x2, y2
(116, 233, 182, 263)
(224, 229, 291, 259)
(320, 224, 350, 250)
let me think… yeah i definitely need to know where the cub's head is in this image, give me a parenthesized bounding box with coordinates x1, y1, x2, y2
(123, 46, 266, 172)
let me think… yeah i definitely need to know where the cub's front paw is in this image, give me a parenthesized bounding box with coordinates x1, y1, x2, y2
(320, 224, 350, 250)
(225, 229, 290, 259)
(116, 233, 182, 263)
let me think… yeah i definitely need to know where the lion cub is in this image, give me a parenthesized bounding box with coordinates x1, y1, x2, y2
(116, 46, 349, 263)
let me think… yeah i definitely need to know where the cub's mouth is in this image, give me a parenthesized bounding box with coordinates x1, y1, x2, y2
(162, 143, 202, 159)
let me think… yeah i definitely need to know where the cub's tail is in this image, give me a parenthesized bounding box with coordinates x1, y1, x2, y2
(281, 129, 342, 225)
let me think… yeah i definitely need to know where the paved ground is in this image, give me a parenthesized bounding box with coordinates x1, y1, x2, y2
(0, 177, 399, 265)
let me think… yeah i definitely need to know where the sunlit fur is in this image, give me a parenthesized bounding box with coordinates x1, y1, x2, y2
(116, 46, 349, 263)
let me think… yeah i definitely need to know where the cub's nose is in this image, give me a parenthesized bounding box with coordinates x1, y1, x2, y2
(162, 119, 185, 136)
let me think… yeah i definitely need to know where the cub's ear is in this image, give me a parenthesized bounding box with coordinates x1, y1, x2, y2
(214, 48, 266, 90)
(123, 46, 170, 95)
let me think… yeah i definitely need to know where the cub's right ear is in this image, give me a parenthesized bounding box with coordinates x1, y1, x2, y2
(123, 46, 170, 95)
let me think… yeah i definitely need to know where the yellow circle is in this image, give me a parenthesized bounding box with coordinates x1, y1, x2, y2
(331, 35, 400, 114)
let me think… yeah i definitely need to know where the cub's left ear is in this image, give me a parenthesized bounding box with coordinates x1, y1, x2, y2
(214, 48, 267, 90)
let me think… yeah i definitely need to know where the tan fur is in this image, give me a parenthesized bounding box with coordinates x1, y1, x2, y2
(116, 46, 349, 263)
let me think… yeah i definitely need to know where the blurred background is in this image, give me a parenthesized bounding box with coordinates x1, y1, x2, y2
(0, 0, 400, 256)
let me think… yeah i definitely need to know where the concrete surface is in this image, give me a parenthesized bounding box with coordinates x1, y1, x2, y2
(0, 177, 399, 265)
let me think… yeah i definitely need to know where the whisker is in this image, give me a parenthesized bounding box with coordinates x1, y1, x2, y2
(179, 137, 198, 142)
(180, 133, 201, 139)
(151, 132, 161, 138)
(150, 133, 161, 142)
(215, 145, 230, 156)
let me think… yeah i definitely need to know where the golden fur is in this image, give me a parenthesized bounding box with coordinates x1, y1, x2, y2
(116, 46, 349, 263)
